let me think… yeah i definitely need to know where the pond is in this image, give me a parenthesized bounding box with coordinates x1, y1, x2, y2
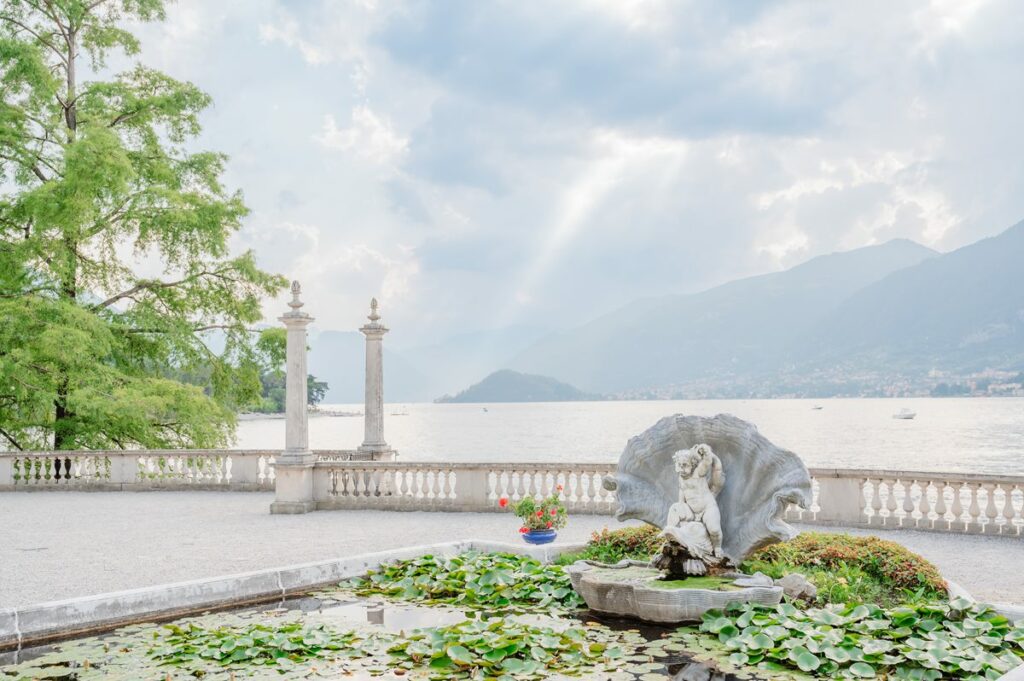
(0, 593, 761, 680)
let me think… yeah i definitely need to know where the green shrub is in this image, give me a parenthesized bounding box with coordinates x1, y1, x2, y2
(700, 598, 1024, 679)
(742, 532, 947, 606)
(555, 525, 664, 565)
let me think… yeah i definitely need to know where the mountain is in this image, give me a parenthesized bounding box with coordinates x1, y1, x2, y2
(436, 370, 601, 403)
(802, 221, 1024, 373)
(507, 239, 938, 393)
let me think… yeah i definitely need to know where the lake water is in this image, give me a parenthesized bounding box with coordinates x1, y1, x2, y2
(234, 398, 1024, 476)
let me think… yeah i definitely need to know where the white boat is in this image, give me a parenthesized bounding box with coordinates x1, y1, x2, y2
(892, 408, 916, 420)
(811, 405, 823, 411)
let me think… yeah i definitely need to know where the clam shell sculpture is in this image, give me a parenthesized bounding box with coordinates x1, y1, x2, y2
(603, 413, 813, 566)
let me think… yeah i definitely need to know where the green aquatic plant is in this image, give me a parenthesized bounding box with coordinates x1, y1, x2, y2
(387, 615, 624, 680)
(346, 551, 585, 611)
(147, 620, 374, 669)
(699, 597, 1024, 679)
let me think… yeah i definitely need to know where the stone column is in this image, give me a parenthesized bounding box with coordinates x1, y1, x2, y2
(358, 299, 395, 460)
(270, 281, 317, 514)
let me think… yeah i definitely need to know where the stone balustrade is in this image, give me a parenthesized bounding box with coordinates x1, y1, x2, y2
(2, 451, 1021, 537)
(0, 450, 277, 491)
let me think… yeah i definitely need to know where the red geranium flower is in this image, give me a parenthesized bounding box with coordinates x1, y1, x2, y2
(546, 521, 553, 528)
(519, 526, 528, 534)
(498, 497, 508, 508)
(536, 510, 544, 517)
(550, 508, 558, 516)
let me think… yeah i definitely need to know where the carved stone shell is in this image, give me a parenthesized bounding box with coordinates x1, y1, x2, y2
(604, 413, 813, 566)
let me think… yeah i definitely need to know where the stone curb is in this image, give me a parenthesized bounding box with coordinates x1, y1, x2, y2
(0, 539, 586, 653)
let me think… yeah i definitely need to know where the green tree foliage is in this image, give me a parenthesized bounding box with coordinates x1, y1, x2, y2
(251, 328, 328, 413)
(0, 0, 286, 450)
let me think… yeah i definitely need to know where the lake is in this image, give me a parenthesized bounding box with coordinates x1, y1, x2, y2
(233, 398, 1024, 476)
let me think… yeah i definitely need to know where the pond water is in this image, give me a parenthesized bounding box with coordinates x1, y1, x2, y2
(1, 594, 756, 680)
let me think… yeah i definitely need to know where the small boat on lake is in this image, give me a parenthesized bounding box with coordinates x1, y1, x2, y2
(892, 408, 916, 420)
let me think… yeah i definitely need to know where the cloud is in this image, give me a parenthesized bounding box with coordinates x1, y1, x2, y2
(127, 0, 1024, 344)
(315, 107, 408, 165)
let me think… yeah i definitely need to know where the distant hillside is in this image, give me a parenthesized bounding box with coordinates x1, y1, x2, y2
(507, 238, 938, 393)
(801, 220, 1024, 373)
(436, 370, 602, 403)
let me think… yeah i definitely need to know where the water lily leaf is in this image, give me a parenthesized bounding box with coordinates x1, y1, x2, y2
(848, 661, 876, 677)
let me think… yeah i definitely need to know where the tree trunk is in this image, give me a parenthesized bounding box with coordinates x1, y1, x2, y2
(53, 22, 77, 451)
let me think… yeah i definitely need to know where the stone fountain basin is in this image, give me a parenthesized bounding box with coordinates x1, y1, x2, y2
(566, 560, 783, 624)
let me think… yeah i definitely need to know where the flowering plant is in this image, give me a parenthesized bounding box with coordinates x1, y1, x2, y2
(499, 485, 568, 533)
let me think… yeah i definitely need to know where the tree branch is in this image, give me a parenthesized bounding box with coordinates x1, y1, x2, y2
(0, 14, 68, 64)
(0, 426, 23, 451)
(93, 266, 239, 310)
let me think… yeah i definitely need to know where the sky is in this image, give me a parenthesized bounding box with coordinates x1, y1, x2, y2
(127, 0, 1024, 348)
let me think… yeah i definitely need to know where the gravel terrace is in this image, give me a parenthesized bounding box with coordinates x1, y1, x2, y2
(0, 491, 1021, 608)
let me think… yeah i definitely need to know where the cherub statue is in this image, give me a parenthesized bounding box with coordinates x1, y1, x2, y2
(654, 443, 726, 576)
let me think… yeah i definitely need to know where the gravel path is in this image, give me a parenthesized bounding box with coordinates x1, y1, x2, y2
(0, 492, 1020, 608)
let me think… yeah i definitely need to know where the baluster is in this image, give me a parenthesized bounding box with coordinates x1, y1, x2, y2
(901, 480, 915, 527)
(489, 471, 501, 501)
(223, 456, 233, 484)
(933, 482, 948, 531)
(868, 479, 883, 525)
(884, 479, 898, 526)
(1001, 485, 1018, 535)
(582, 472, 595, 512)
(442, 468, 453, 501)
(514, 469, 527, 502)
(967, 483, 983, 533)
(983, 484, 999, 534)
(914, 481, 929, 528)
(399, 469, 411, 500)
(950, 482, 965, 531)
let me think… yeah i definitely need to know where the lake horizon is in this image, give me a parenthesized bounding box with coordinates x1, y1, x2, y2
(234, 396, 1024, 476)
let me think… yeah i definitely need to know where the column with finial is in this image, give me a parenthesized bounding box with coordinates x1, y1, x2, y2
(358, 298, 392, 458)
(270, 281, 317, 513)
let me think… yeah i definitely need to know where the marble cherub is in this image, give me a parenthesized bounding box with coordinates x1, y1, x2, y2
(655, 443, 726, 576)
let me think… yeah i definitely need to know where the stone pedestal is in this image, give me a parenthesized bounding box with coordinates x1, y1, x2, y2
(270, 282, 316, 514)
(358, 299, 395, 461)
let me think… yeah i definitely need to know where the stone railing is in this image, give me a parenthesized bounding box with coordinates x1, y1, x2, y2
(3, 451, 1022, 537)
(314, 462, 618, 514)
(313, 461, 1024, 536)
(0, 450, 278, 491)
(787, 468, 1024, 536)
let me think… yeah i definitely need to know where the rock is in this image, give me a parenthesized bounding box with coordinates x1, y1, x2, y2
(733, 572, 774, 588)
(603, 414, 814, 566)
(776, 573, 818, 600)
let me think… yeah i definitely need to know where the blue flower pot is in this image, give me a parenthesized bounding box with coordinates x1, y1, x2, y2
(522, 528, 557, 545)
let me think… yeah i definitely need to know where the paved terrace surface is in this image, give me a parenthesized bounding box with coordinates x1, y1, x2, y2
(1, 492, 1021, 609)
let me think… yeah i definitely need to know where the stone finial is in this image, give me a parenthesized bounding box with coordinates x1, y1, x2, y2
(288, 280, 303, 311)
(368, 297, 380, 322)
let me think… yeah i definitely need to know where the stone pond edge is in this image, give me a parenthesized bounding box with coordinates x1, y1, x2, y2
(0, 540, 1021, 679)
(0, 539, 587, 653)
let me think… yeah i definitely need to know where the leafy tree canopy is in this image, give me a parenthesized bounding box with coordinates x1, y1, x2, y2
(0, 0, 287, 450)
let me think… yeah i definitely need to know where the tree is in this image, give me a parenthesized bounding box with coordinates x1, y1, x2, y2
(252, 328, 328, 413)
(0, 0, 286, 450)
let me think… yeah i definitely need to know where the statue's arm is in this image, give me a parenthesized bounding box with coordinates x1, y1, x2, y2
(709, 455, 725, 494)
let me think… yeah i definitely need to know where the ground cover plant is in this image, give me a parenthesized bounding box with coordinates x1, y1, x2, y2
(742, 532, 947, 607)
(346, 551, 584, 611)
(698, 598, 1024, 680)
